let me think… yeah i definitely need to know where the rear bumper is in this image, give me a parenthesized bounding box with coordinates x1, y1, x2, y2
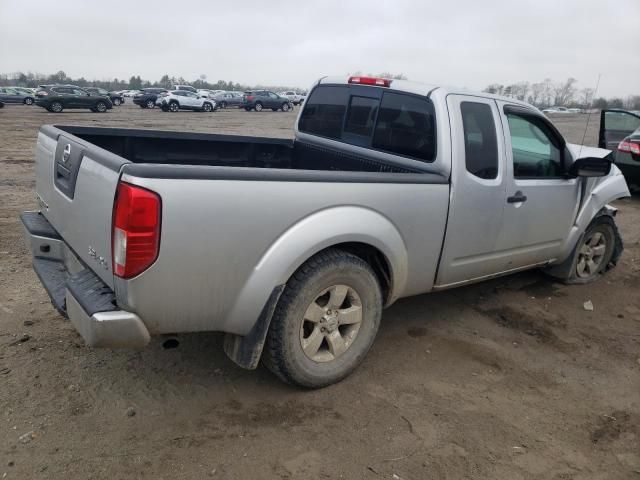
(21, 211, 150, 348)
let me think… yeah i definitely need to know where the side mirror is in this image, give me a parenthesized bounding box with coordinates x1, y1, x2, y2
(568, 157, 612, 178)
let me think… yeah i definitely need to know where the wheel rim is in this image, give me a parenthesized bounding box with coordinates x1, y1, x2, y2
(170, 103, 178, 111)
(204, 103, 211, 111)
(52, 103, 62, 112)
(299, 284, 363, 363)
(147, 100, 154, 108)
(25, 98, 33, 105)
(283, 103, 289, 111)
(97, 103, 106, 112)
(576, 231, 607, 278)
(255, 103, 262, 111)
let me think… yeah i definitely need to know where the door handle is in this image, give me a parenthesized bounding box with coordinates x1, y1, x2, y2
(507, 191, 527, 203)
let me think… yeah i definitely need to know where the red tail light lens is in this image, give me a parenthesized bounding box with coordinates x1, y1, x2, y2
(246, 95, 254, 101)
(36, 91, 48, 96)
(112, 182, 161, 279)
(618, 139, 640, 156)
(348, 76, 392, 87)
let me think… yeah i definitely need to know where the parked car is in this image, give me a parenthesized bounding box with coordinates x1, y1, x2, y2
(196, 89, 215, 98)
(243, 90, 292, 111)
(122, 90, 141, 97)
(133, 88, 168, 109)
(599, 109, 640, 187)
(279, 91, 304, 105)
(0, 100, 4, 109)
(10, 86, 37, 97)
(156, 90, 216, 112)
(21, 75, 629, 388)
(0, 87, 35, 105)
(170, 85, 197, 93)
(542, 106, 571, 114)
(84, 87, 125, 106)
(212, 91, 244, 108)
(34, 85, 113, 113)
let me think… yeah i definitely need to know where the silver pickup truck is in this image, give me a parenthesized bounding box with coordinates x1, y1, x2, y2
(22, 75, 630, 388)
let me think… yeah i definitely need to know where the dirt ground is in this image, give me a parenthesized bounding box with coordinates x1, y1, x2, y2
(1, 104, 639, 480)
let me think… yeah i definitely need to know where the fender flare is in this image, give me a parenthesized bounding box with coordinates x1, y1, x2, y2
(222, 206, 408, 335)
(221, 206, 408, 369)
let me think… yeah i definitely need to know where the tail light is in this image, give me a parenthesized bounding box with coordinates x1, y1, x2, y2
(618, 139, 640, 156)
(348, 76, 392, 87)
(36, 91, 48, 96)
(246, 95, 254, 101)
(112, 182, 161, 279)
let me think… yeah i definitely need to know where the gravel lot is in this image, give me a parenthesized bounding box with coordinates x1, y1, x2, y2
(1, 104, 639, 479)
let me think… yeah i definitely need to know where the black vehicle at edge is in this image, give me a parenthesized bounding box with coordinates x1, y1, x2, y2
(84, 87, 125, 106)
(243, 90, 292, 112)
(35, 85, 113, 113)
(133, 88, 168, 109)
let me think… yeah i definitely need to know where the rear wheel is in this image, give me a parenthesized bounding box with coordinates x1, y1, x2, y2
(254, 102, 263, 112)
(24, 97, 34, 105)
(263, 249, 382, 388)
(50, 101, 63, 113)
(146, 99, 155, 109)
(113, 98, 121, 106)
(169, 101, 179, 112)
(281, 102, 290, 112)
(95, 101, 108, 113)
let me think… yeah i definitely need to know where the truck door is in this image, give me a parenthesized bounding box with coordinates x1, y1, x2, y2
(436, 95, 508, 287)
(495, 102, 580, 268)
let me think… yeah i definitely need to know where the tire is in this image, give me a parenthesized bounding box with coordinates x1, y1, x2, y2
(564, 215, 619, 284)
(50, 101, 63, 113)
(146, 99, 155, 109)
(169, 101, 179, 112)
(263, 249, 383, 388)
(281, 102, 290, 112)
(254, 102, 263, 112)
(220, 101, 227, 109)
(95, 101, 108, 113)
(202, 102, 213, 112)
(24, 97, 34, 105)
(113, 98, 121, 106)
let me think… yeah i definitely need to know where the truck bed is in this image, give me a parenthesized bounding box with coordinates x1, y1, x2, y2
(55, 125, 419, 174)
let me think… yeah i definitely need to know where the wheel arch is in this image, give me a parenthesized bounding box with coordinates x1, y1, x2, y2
(221, 206, 408, 336)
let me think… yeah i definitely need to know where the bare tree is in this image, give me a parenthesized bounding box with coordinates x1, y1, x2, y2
(528, 82, 545, 106)
(579, 88, 595, 108)
(553, 77, 577, 106)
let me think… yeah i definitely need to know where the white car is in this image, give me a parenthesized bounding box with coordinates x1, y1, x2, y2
(279, 91, 304, 105)
(122, 90, 141, 97)
(542, 106, 571, 114)
(156, 90, 217, 112)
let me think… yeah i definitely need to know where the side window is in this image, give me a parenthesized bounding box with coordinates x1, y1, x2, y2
(299, 85, 349, 140)
(507, 114, 562, 178)
(604, 111, 640, 132)
(73, 89, 87, 95)
(372, 91, 436, 162)
(344, 96, 378, 138)
(460, 102, 499, 179)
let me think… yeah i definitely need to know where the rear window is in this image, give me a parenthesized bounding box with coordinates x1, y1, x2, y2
(299, 85, 436, 162)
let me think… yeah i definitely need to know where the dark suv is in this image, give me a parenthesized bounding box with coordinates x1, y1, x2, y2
(243, 90, 292, 112)
(133, 88, 168, 109)
(35, 85, 113, 113)
(84, 87, 124, 106)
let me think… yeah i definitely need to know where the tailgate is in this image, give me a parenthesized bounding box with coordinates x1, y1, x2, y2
(35, 126, 128, 289)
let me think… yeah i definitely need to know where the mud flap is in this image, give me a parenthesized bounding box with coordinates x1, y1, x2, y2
(223, 285, 285, 370)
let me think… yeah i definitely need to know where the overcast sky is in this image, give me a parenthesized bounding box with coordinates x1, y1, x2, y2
(1, 0, 638, 97)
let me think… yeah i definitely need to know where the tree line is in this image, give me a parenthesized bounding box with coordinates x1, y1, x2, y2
(483, 77, 640, 110)
(0, 71, 305, 94)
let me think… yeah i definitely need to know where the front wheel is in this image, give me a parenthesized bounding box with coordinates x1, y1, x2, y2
(202, 102, 213, 112)
(220, 101, 227, 109)
(263, 249, 382, 388)
(24, 97, 34, 105)
(169, 101, 179, 112)
(113, 98, 121, 106)
(95, 101, 108, 113)
(281, 102, 290, 112)
(146, 99, 155, 109)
